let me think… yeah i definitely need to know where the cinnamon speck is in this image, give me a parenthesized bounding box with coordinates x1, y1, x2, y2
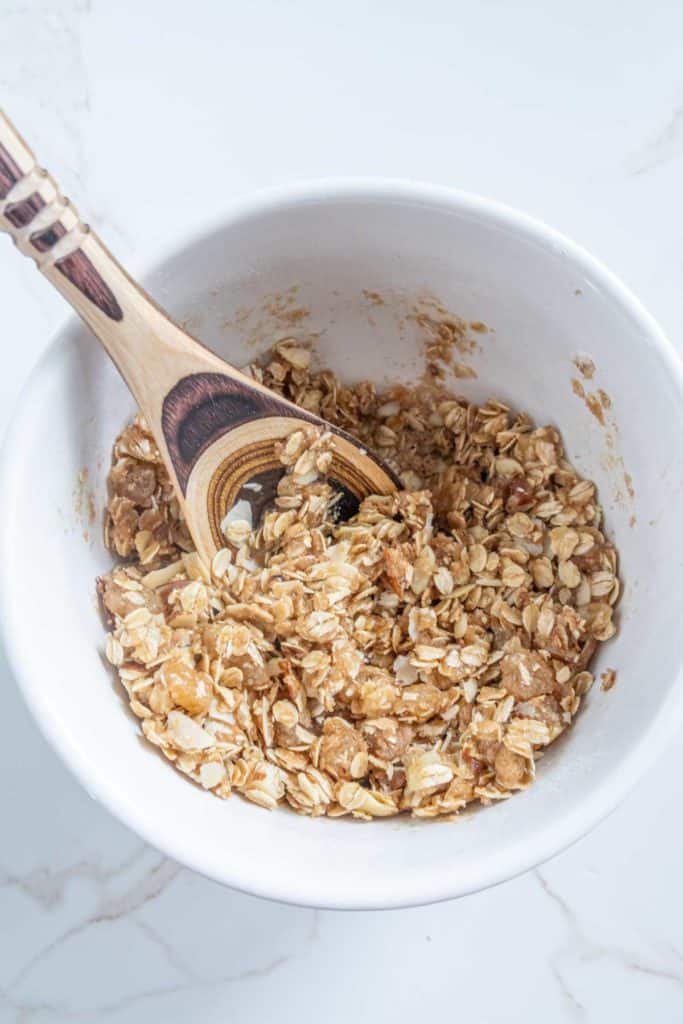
(571, 378, 586, 398)
(264, 287, 310, 327)
(598, 388, 611, 410)
(409, 298, 483, 381)
(222, 289, 312, 348)
(624, 472, 635, 499)
(629, 514, 636, 528)
(573, 356, 596, 380)
(270, 305, 309, 326)
(362, 289, 385, 306)
(180, 313, 203, 332)
(469, 321, 489, 333)
(585, 394, 605, 425)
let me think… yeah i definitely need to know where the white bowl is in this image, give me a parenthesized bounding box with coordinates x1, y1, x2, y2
(2, 181, 682, 910)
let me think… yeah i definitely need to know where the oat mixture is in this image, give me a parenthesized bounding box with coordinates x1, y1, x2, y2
(99, 340, 619, 819)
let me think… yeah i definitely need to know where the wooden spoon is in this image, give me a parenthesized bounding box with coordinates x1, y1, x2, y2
(0, 111, 398, 563)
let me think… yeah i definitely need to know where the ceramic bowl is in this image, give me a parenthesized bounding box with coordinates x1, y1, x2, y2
(2, 181, 682, 909)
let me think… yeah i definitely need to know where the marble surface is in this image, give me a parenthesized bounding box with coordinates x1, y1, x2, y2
(2, 1, 683, 1020)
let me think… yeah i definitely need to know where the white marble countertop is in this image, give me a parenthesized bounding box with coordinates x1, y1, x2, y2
(2, 1, 683, 1020)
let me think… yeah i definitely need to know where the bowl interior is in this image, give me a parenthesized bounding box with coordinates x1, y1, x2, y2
(4, 185, 683, 908)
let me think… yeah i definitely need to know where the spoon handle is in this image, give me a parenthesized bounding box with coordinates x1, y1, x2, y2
(0, 109, 223, 417)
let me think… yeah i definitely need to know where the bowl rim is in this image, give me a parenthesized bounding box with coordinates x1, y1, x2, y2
(2, 177, 683, 910)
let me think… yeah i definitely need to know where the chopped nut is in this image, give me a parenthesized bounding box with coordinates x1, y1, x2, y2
(166, 711, 213, 751)
(160, 658, 212, 715)
(317, 718, 368, 780)
(494, 745, 527, 789)
(500, 650, 556, 700)
(199, 761, 227, 789)
(405, 750, 454, 798)
(336, 781, 397, 817)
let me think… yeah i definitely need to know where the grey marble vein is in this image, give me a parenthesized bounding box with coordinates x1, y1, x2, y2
(0, 847, 148, 911)
(3, 907, 320, 1022)
(535, 870, 683, 1005)
(625, 105, 683, 176)
(8, 858, 181, 991)
(133, 920, 199, 984)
